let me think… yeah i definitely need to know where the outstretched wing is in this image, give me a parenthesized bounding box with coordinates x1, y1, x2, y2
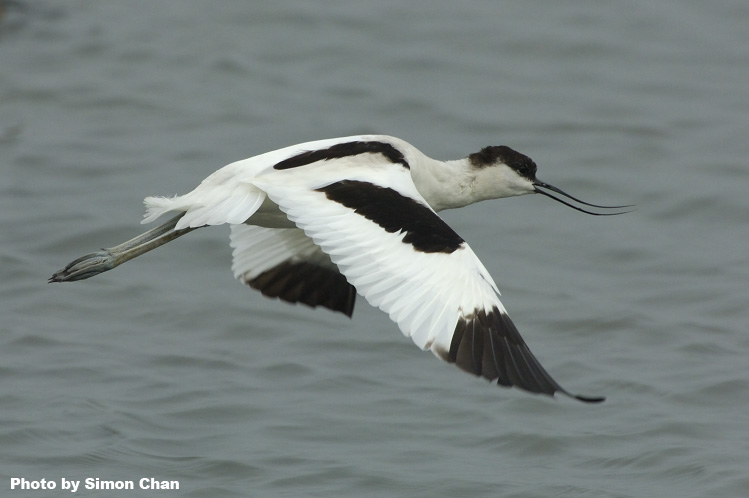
(251, 149, 598, 401)
(230, 225, 356, 317)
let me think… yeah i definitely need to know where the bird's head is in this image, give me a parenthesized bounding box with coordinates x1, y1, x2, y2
(468, 146, 630, 215)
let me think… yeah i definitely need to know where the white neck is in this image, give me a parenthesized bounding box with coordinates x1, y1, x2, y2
(410, 157, 533, 212)
(410, 158, 477, 212)
(374, 136, 475, 212)
(374, 136, 534, 212)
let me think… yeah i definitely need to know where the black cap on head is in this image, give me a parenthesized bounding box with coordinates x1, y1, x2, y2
(468, 146, 537, 180)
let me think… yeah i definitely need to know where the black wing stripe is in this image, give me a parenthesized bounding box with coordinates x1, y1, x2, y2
(274, 141, 410, 170)
(317, 180, 464, 254)
(248, 261, 356, 317)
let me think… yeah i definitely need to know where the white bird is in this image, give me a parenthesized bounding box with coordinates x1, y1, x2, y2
(50, 135, 628, 402)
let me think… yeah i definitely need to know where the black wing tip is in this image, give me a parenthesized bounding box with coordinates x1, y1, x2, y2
(448, 306, 606, 403)
(499, 380, 606, 403)
(570, 392, 606, 403)
(501, 383, 606, 403)
(488, 380, 606, 405)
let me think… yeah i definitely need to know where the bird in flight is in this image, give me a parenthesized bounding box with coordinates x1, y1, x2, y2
(50, 135, 628, 402)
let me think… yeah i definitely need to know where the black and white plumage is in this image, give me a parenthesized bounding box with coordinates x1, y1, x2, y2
(51, 135, 627, 402)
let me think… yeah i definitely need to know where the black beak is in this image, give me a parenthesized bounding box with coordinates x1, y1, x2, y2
(533, 181, 633, 216)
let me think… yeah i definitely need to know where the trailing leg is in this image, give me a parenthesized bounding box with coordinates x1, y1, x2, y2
(49, 213, 199, 282)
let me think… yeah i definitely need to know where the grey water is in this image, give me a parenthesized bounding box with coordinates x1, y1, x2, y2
(2, 1, 748, 496)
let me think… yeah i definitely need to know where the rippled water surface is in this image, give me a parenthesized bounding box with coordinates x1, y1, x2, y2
(2, 1, 748, 497)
